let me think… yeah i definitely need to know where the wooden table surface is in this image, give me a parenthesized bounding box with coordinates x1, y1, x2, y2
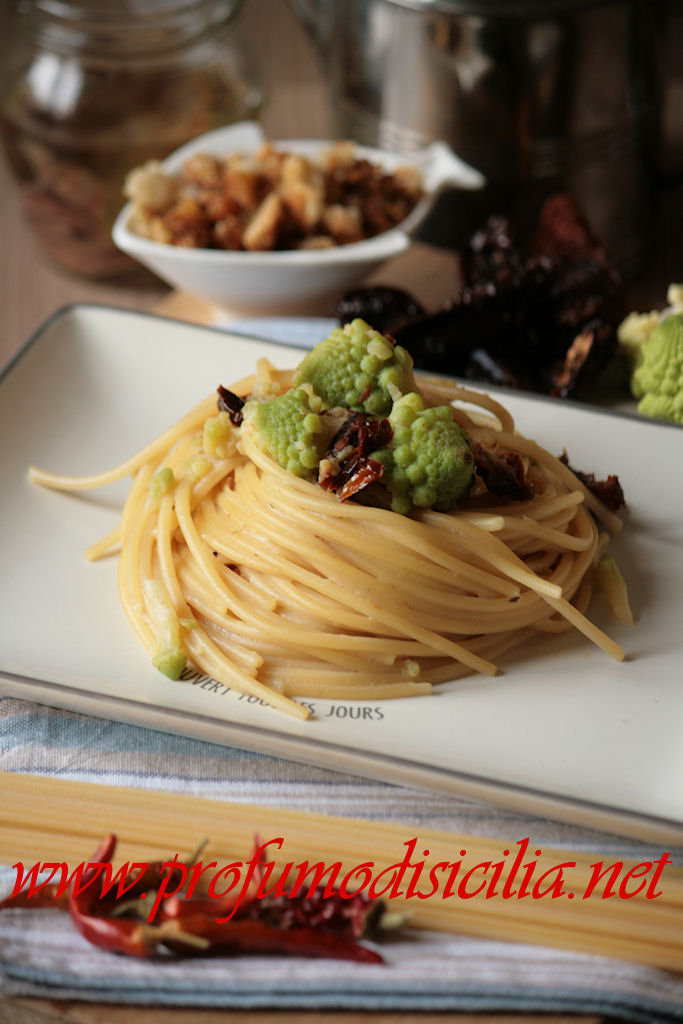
(0, 2, 678, 1021)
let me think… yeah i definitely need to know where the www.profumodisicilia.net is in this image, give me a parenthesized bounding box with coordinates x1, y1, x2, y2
(4, 837, 673, 924)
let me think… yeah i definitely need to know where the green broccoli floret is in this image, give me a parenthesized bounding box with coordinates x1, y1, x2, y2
(293, 318, 417, 416)
(631, 312, 683, 424)
(373, 392, 475, 514)
(252, 384, 327, 477)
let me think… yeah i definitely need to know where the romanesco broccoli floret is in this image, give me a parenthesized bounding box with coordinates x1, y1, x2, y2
(631, 312, 683, 424)
(252, 384, 327, 477)
(293, 318, 417, 416)
(618, 283, 683, 369)
(373, 392, 475, 514)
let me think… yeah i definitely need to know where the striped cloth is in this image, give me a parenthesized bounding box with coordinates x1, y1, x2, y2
(2, 696, 683, 1021)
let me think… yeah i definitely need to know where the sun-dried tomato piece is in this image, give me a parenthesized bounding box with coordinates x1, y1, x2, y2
(336, 285, 426, 336)
(335, 459, 386, 501)
(559, 452, 625, 512)
(550, 318, 616, 399)
(217, 385, 245, 425)
(530, 193, 616, 275)
(463, 213, 525, 291)
(318, 412, 392, 501)
(340, 194, 624, 401)
(471, 440, 535, 502)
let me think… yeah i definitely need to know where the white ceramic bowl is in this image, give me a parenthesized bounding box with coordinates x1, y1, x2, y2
(112, 120, 484, 314)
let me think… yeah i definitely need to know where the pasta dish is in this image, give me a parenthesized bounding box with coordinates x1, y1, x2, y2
(29, 320, 631, 720)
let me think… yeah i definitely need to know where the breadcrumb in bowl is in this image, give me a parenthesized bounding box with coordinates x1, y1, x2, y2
(111, 120, 484, 315)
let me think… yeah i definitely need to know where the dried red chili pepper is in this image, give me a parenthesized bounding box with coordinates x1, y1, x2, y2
(66, 834, 155, 957)
(0, 882, 69, 911)
(163, 914, 383, 963)
(254, 886, 383, 940)
(103, 837, 209, 919)
(69, 910, 163, 957)
(159, 834, 268, 924)
(2, 833, 394, 964)
(66, 836, 209, 958)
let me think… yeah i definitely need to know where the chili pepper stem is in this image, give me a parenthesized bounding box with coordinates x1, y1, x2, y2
(157, 919, 211, 950)
(374, 909, 412, 933)
(109, 891, 158, 920)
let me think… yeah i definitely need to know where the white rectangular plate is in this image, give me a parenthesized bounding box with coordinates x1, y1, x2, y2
(2, 305, 682, 843)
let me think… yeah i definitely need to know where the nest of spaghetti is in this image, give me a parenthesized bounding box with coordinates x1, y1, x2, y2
(29, 321, 631, 720)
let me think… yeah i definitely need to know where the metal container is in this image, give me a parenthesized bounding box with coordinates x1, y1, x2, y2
(290, 0, 664, 276)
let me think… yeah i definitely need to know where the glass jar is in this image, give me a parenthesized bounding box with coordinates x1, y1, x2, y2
(0, 0, 264, 278)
